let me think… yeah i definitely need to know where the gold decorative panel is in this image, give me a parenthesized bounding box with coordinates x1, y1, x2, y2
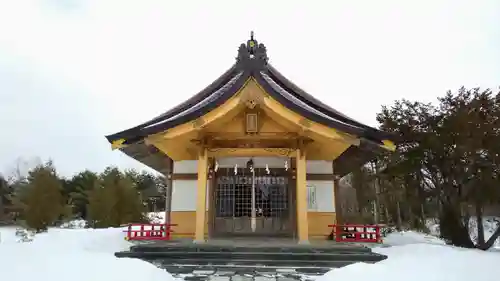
(245, 113, 258, 133)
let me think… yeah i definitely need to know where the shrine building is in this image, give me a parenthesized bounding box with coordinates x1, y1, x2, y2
(105, 34, 396, 244)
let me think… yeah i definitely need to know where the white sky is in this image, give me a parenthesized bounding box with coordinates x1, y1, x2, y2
(0, 0, 499, 177)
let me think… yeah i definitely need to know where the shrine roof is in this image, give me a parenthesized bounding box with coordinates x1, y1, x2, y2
(105, 33, 396, 176)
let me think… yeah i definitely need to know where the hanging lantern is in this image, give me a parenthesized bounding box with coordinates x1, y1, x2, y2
(214, 160, 219, 172)
(207, 164, 212, 179)
(234, 164, 238, 175)
(246, 158, 254, 172)
(265, 164, 270, 175)
(284, 160, 288, 171)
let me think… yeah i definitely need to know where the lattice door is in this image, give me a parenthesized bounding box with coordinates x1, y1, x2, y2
(213, 167, 292, 237)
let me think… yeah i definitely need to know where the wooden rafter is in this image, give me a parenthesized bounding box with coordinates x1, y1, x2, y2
(191, 135, 314, 149)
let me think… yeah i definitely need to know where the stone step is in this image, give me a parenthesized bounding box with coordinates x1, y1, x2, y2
(160, 264, 332, 276)
(130, 244, 373, 254)
(115, 254, 381, 268)
(151, 257, 372, 268)
(116, 250, 386, 262)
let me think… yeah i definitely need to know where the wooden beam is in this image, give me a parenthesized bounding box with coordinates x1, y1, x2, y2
(171, 172, 335, 181)
(295, 146, 309, 244)
(205, 139, 298, 149)
(207, 148, 297, 158)
(190, 135, 313, 149)
(332, 161, 343, 225)
(194, 147, 208, 243)
(164, 157, 173, 225)
(203, 132, 301, 140)
(207, 157, 216, 239)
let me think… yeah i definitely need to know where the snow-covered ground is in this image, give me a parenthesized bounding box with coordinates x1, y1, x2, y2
(319, 236, 500, 281)
(1, 218, 499, 281)
(0, 226, 178, 281)
(318, 225, 500, 281)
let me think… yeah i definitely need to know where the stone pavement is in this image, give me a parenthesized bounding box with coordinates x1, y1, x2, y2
(153, 264, 330, 281)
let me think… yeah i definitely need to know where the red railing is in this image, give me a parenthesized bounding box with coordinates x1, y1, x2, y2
(328, 224, 382, 243)
(124, 223, 177, 241)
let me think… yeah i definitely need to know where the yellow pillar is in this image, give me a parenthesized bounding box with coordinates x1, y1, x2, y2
(194, 147, 208, 243)
(296, 147, 309, 244)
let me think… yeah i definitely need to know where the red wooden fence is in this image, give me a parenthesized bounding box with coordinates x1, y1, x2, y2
(122, 223, 381, 243)
(328, 224, 382, 243)
(124, 223, 177, 241)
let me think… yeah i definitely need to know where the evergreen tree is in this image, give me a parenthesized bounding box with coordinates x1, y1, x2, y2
(375, 87, 500, 249)
(64, 170, 99, 218)
(0, 174, 12, 221)
(14, 161, 67, 232)
(86, 167, 147, 228)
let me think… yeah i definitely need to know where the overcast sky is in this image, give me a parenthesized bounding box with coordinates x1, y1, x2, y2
(0, 0, 499, 177)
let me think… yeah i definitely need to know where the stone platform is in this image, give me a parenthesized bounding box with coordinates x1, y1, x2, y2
(115, 238, 387, 280)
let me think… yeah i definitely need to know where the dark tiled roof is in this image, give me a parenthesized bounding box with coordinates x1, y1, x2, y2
(148, 64, 238, 122)
(258, 71, 393, 143)
(105, 33, 396, 176)
(119, 140, 170, 174)
(267, 65, 360, 124)
(106, 71, 247, 144)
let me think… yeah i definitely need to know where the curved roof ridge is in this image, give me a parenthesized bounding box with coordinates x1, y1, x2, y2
(266, 64, 377, 131)
(106, 69, 247, 142)
(256, 70, 394, 142)
(142, 71, 245, 130)
(153, 63, 239, 121)
(259, 71, 361, 129)
(255, 71, 370, 139)
(105, 33, 396, 176)
(105, 64, 239, 141)
(106, 34, 396, 146)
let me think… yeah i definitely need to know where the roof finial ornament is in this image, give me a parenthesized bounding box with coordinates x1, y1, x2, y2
(236, 31, 268, 69)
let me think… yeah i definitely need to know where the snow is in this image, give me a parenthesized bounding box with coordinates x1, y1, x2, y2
(0, 225, 178, 281)
(318, 230, 500, 281)
(147, 211, 165, 224)
(383, 230, 445, 246)
(318, 242, 500, 281)
(59, 219, 87, 229)
(1, 216, 499, 281)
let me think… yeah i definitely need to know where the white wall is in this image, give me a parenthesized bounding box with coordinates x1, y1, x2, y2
(171, 158, 335, 212)
(306, 161, 335, 212)
(172, 179, 336, 212)
(307, 180, 335, 212)
(306, 160, 333, 174)
(171, 179, 209, 211)
(173, 160, 198, 174)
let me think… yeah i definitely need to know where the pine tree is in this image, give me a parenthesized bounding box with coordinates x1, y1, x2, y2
(376, 87, 500, 249)
(15, 161, 66, 232)
(86, 167, 147, 228)
(0, 174, 12, 221)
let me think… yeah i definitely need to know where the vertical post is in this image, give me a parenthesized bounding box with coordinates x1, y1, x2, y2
(251, 168, 256, 232)
(289, 157, 297, 239)
(372, 161, 381, 224)
(207, 157, 216, 239)
(165, 157, 173, 225)
(332, 161, 343, 226)
(376, 225, 381, 243)
(194, 147, 208, 243)
(295, 146, 309, 244)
